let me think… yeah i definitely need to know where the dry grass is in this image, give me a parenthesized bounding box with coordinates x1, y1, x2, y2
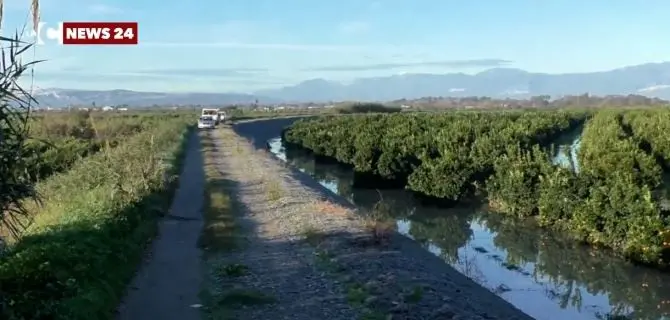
(233, 141, 244, 155)
(309, 200, 349, 216)
(361, 216, 395, 246)
(359, 200, 396, 246)
(264, 179, 283, 202)
(199, 129, 284, 320)
(198, 131, 237, 252)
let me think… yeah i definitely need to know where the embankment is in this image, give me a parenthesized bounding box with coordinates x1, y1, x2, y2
(231, 118, 534, 320)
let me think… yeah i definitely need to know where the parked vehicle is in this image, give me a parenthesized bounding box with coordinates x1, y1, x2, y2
(197, 116, 216, 129)
(201, 108, 220, 124)
(218, 110, 227, 123)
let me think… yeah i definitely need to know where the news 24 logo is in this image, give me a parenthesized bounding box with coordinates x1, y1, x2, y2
(27, 22, 138, 45)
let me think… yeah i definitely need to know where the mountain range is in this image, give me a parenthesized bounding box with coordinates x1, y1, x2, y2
(29, 62, 670, 107)
(29, 89, 276, 108)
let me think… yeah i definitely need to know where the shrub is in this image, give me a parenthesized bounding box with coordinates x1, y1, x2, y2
(0, 117, 192, 319)
(282, 109, 670, 266)
(335, 103, 401, 114)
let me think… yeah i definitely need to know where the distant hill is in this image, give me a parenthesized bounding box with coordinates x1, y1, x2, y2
(29, 88, 277, 108)
(28, 62, 670, 106)
(256, 62, 670, 102)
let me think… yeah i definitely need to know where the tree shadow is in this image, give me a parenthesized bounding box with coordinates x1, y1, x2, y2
(0, 182, 183, 319)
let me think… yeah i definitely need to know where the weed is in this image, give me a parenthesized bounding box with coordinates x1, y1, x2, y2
(217, 263, 250, 277)
(404, 285, 424, 303)
(301, 226, 326, 246)
(347, 284, 369, 305)
(0, 113, 193, 319)
(360, 310, 389, 320)
(198, 131, 238, 253)
(234, 142, 244, 155)
(265, 179, 283, 202)
(309, 200, 349, 216)
(360, 201, 396, 246)
(199, 181, 236, 251)
(312, 248, 387, 319)
(200, 131, 263, 319)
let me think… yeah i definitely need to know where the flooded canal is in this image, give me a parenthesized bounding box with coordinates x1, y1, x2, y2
(268, 136, 670, 320)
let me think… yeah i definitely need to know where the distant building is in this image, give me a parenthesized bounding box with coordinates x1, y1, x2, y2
(102, 106, 114, 111)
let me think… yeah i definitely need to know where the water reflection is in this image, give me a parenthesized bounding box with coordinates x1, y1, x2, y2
(268, 137, 670, 320)
(551, 128, 582, 172)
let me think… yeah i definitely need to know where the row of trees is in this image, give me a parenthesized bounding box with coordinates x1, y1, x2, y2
(394, 94, 668, 109)
(282, 135, 670, 320)
(282, 111, 585, 200)
(281, 109, 670, 266)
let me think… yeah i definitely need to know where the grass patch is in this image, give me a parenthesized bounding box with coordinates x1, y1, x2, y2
(234, 142, 244, 155)
(0, 115, 193, 320)
(200, 130, 277, 319)
(216, 263, 250, 277)
(346, 284, 369, 305)
(198, 131, 237, 252)
(312, 247, 388, 319)
(265, 179, 283, 202)
(199, 183, 236, 252)
(360, 200, 396, 246)
(301, 226, 326, 246)
(309, 200, 349, 216)
(404, 285, 424, 303)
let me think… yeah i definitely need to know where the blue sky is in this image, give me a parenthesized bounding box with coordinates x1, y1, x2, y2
(4, 0, 670, 93)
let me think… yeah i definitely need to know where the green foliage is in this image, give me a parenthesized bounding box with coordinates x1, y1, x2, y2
(0, 37, 41, 240)
(479, 110, 670, 265)
(22, 138, 102, 182)
(0, 115, 192, 319)
(21, 112, 182, 183)
(486, 144, 553, 218)
(282, 110, 584, 200)
(335, 103, 401, 114)
(282, 108, 670, 266)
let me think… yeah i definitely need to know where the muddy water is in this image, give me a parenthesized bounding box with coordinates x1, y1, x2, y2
(268, 137, 670, 320)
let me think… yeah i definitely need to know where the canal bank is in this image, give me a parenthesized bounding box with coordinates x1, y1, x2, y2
(266, 131, 670, 320)
(233, 118, 536, 320)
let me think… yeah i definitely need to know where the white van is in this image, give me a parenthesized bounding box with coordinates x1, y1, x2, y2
(201, 108, 220, 123)
(198, 116, 216, 129)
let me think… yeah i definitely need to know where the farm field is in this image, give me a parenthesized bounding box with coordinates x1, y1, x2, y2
(0, 111, 193, 319)
(281, 109, 670, 267)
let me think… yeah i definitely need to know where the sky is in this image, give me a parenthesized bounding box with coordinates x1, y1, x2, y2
(3, 0, 670, 93)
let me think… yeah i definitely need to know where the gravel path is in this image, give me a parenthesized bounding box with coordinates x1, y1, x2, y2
(202, 127, 359, 320)
(206, 119, 535, 320)
(116, 132, 205, 320)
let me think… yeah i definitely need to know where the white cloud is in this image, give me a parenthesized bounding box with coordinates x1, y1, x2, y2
(139, 41, 369, 52)
(88, 4, 122, 15)
(638, 84, 670, 92)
